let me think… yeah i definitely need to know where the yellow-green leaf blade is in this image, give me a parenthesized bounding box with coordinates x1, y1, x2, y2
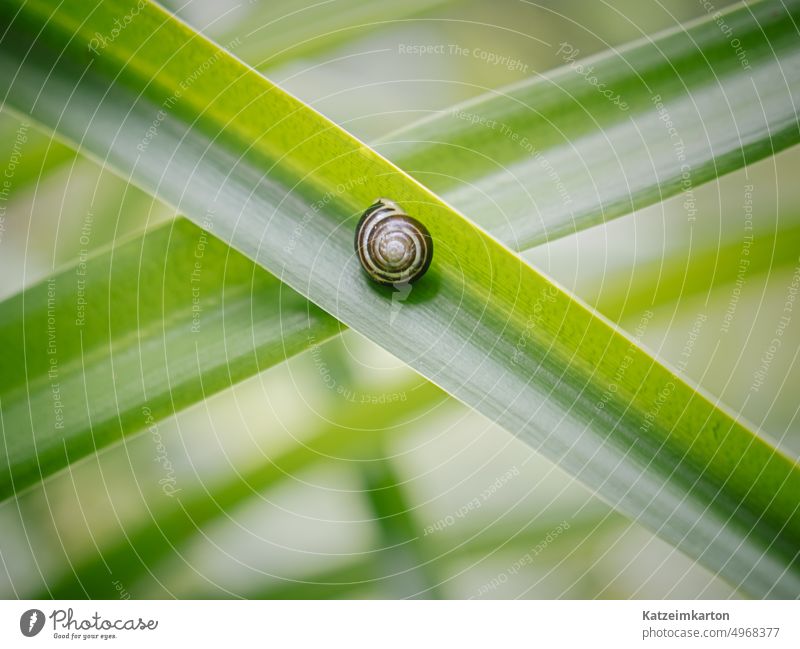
(2, 0, 799, 597)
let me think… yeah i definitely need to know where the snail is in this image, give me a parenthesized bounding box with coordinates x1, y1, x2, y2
(354, 198, 433, 286)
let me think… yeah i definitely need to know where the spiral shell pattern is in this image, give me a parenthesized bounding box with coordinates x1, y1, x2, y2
(354, 198, 433, 285)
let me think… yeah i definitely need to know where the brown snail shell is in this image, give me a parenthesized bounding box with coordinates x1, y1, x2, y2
(354, 198, 433, 285)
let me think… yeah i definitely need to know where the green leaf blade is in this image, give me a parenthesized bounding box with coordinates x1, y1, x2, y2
(384, 0, 800, 249)
(2, 0, 799, 597)
(0, 218, 340, 497)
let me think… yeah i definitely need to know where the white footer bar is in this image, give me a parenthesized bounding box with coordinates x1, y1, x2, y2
(1, 600, 797, 648)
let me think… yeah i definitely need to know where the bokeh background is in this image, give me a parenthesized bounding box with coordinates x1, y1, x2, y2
(3, 0, 798, 599)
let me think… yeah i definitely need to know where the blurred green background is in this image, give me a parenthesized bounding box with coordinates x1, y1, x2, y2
(3, 0, 798, 599)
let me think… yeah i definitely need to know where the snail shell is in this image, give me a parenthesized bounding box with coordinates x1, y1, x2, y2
(354, 198, 433, 285)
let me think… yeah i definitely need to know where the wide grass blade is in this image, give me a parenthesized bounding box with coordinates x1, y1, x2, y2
(7, 0, 800, 495)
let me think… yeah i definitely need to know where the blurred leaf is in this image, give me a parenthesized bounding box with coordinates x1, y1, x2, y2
(2, 0, 800, 597)
(0, 113, 74, 193)
(42, 379, 448, 599)
(382, 0, 800, 248)
(237, 562, 376, 600)
(241, 508, 619, 599)
(218, 0, 457, 69)
(594, 220, 800, 318)
(360, 456, 442, 598)
(0, 218, 339, 498)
